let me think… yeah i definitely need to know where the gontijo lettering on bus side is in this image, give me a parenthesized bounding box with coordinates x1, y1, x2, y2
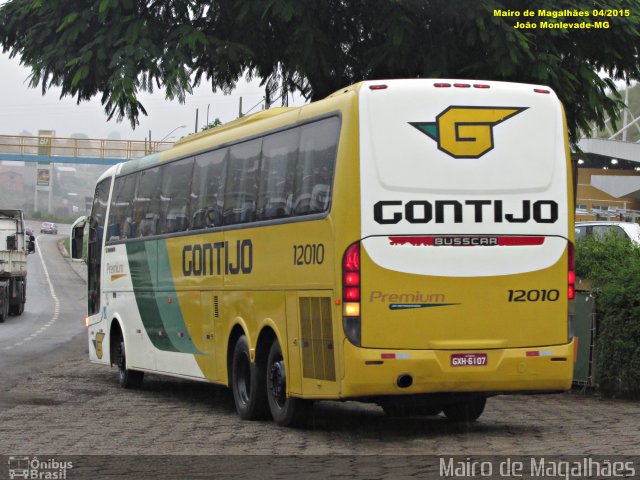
(181, 239, 253, 276)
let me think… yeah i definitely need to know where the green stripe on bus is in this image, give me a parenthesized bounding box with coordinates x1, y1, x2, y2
(126, 241, 178, 352)
(155, 240, 202, 355)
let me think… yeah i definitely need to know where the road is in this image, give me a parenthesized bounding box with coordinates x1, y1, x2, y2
(0, 229, 86, 402)
(0, 233, 639, 478)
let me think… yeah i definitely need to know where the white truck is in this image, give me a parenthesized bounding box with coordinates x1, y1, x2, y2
(0, 210, 34, 322)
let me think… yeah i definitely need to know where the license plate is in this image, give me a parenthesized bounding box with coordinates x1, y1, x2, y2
(451, 353, 488, 367)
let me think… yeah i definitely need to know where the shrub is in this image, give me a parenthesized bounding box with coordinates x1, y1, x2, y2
(575, 233, 640, 397)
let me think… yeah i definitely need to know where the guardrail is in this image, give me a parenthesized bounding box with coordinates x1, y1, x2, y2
(0, 134, 174, 162)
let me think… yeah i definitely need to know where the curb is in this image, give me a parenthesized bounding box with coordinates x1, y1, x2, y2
(57, 238, 87, 283)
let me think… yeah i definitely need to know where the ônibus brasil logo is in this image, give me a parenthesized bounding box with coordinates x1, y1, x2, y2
(410, 106, 527, 158)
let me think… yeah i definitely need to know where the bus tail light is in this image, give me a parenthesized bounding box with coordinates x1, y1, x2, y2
(343, 242, 361, 347)
(568, 242, 575, 300)
(568, 242, 575, 342)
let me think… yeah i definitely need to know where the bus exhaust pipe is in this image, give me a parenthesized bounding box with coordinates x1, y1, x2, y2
(397, 374, 413, 389)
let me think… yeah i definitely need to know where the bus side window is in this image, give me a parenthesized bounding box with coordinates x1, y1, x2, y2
(257, 128, 298, 221)
(123, 217, 134, 238)
(292, 117, 339, 216)
(224, 139, 262, 226)
(190, 149, 227, 230)
(160, 157, 194, 234)
(133, 166, 162, 238)
(108, 174, 137, 242)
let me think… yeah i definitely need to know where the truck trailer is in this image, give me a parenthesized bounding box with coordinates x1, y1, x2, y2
(0, 209, 34, 322)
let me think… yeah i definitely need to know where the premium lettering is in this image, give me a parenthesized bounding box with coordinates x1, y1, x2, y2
(369, 290, 445, 303)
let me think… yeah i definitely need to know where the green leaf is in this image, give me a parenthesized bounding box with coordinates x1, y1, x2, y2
(99, 0, 112, 14)
(56, 12, 79, 32)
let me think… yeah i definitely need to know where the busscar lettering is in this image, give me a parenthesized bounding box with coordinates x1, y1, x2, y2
(182, 239, 252, 277)
(373, 199, 558, 224)
(435, 237, 498, 246)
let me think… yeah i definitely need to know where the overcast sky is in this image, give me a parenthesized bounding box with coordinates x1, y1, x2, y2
(0, 50, 305, 142)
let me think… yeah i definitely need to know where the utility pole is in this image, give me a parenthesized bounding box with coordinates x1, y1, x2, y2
(239, 97, 243, 118)
(623, 87, 629, 142)
(195, 108, 199, 133)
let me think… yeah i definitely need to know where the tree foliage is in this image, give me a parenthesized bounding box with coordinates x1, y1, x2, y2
(576, 233, 640, 397)
(1, 0, 639, 142)
(201, 117, 223, 131)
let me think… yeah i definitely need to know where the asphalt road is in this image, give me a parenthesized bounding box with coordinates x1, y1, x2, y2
(0, 229, 86, 403)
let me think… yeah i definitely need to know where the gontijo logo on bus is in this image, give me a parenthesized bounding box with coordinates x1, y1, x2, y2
(410, 106, 527, 158)
(182, 239, 253, 276)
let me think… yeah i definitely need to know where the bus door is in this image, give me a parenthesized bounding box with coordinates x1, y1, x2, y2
(85, 178, 111, 365)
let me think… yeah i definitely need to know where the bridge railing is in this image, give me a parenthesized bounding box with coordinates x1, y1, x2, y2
(0, 135, 174, 161)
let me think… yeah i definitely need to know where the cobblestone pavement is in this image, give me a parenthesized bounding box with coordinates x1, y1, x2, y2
(1, 331, 639, 457)
(1, 251, 639, 461)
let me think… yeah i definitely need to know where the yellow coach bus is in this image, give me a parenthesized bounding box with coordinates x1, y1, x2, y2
(72, 79, 575, 426)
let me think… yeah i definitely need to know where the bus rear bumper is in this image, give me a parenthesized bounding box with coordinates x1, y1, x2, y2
(340, 339, 575, 399)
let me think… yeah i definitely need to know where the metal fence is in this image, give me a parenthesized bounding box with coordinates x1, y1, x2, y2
(0, 135, 174, 161)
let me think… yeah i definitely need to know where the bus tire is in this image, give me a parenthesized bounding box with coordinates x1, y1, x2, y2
(266, 339, 312, 427)
(443, 397, 486, 423)
(115, 336, 144, 389)
(230, 335, 269, 420)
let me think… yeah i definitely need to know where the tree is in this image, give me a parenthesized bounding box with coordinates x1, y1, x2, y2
(1, 0, 639, 144)
(201, 118, 223, 131)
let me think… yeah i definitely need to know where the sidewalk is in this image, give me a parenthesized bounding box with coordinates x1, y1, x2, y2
(57, 240, 87, 282)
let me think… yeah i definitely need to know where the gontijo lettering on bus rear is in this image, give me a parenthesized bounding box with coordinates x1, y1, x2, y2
(374, 199, 558, 224)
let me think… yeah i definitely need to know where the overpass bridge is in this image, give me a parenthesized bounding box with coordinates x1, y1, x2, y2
(0, 134, 173, 165)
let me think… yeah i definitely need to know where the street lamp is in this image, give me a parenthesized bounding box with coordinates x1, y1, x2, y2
(158, 125, 187, 143)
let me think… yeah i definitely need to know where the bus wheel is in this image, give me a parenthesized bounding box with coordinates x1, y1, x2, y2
(443, 397, 486, 423)
(116, 337, 144, 389)
(266, 340, 312, 427)
(230, 335, 269, 420)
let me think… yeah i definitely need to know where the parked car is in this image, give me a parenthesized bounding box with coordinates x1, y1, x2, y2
(575, 221, 640, 244)
(40, 222, 58, 235)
